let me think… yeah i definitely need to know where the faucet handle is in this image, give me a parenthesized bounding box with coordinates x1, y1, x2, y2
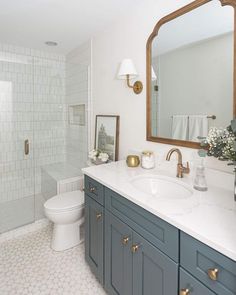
(182, 162, 190, 174)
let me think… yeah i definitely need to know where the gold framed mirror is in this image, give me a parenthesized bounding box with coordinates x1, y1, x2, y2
(146, 0, 236, 148)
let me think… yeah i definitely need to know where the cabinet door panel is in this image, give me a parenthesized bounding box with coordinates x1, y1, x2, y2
(105, 187, 179, 262)
(133, 232, 178, 295)
(85, 195, 104, 284)
(181, 232, 236, 295)
(105, 211, 133, 295)
(180, 268, 216, 295)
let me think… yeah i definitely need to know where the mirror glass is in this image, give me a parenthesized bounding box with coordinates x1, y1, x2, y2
(151, 1, 234, 143)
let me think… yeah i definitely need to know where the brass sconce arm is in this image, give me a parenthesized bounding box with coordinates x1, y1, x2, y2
(126, 74, 143, 94)
(126, 74, 135, 88)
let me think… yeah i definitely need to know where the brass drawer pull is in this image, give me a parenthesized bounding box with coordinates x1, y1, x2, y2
(90, 187, 96, 193)
(122, 236, 129, 245)
(131, 244, 140, 253)
(207, 268, 219, 281)
(180, 289, 190, 295)
(96, 212, 102, 220)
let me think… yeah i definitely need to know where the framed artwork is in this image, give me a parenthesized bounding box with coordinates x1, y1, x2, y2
(95, 115, 120, 161)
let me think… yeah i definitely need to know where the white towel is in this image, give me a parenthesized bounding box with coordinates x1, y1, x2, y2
(171, 115, 188, 140)
(189, 115, 208, 142)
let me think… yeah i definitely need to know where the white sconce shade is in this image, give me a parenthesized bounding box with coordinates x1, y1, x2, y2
(152, 66, 157, 81)
(117, 58, 143, 94)
(117, 59, 138, 79)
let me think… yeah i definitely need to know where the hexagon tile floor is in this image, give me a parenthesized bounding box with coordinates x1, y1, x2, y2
(0, 224, 107, 295)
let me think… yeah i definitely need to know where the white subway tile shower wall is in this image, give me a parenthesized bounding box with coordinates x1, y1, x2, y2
(0, 43, 66, 232)
(33, 57, 66, 195)
(0, 42, 91, 233)
(66, 42, 91, 169)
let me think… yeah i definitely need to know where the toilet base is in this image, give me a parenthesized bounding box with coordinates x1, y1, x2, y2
(51, 218, 85, 251)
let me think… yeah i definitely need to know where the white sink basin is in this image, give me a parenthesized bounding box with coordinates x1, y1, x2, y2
(130, 174, 193, 199)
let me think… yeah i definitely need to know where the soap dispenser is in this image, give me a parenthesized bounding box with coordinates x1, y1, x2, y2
(193, 150, 208, 191)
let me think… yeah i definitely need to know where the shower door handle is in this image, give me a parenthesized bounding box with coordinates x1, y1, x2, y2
(24, 139, 29, 155)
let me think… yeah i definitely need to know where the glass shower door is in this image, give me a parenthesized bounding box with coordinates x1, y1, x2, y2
(0, 53, 35, 233)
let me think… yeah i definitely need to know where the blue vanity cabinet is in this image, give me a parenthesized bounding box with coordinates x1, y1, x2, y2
(180, 232, 236, 295)
(104, 211, 133, 295)
(104, 187, 179, 262)
(85, 194, 104, 285)
(84, 176, 104, 205)
(105, 210, 178, 295)
(84, 175, 236, 295)
(132, 231, 178, 295)
(179, 268, 215, 295)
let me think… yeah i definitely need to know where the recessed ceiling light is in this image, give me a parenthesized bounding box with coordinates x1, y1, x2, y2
(45, 41, 58, 46)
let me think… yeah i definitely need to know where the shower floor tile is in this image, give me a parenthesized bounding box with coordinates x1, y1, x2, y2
(0, 224, 107, 295)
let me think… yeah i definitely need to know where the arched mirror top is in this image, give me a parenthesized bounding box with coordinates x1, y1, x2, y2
(146, 0, 236, 148)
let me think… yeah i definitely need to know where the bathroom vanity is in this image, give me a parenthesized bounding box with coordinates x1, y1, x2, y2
(83, 161, 236, 295)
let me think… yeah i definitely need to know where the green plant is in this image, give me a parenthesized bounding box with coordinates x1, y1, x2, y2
(206, 119, 236, 164)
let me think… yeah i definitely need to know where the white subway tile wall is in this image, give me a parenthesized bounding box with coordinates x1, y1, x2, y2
(0, 44, 66, 204)
(66, 42, 91, 169)
(0, 42, 91, 233)
(33, 56, 67, 195)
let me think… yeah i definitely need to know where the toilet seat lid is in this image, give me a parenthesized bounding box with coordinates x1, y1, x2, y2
(44, 190, 84, 211)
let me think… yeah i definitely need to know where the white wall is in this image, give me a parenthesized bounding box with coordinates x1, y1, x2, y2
(92, 1, 191, 157)
(92, 0, 232, 173)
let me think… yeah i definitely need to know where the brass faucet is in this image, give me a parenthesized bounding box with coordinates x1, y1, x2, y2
(166, 148, 190, 178)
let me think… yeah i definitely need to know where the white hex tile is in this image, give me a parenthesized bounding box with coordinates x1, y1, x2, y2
(0, 224, 107, 295)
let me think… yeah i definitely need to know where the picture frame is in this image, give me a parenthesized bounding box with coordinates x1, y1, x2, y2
(95, 115, 120, 161)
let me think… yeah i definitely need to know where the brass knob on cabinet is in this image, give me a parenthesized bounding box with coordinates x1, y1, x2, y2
(131, 244, 140, 253)
(90, 187, 96, 193)
(122, 236, 129, 245)
(207, 268, 219, 281)
(180, 289, 190, 295)
(96, 213, 102, 220)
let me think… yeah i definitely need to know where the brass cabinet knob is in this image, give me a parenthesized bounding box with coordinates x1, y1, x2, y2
(131, 244, 140, 253)
(122, 236, 129, 245)
(180, 289, 190, 295)
(207, 268, 219, 281)
(90, 187, 96, 193)
(96, 212, 102, 220)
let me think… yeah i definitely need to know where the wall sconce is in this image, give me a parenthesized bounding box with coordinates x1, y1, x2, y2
(117, 59, 143, 94)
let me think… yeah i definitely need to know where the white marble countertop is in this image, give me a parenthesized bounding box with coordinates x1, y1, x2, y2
(82, 160, 236, 262)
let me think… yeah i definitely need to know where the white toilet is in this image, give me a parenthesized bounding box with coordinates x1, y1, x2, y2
(44, 190, 84, 251)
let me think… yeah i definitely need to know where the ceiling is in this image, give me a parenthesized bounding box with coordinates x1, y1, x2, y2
(0, 0, 142, 55)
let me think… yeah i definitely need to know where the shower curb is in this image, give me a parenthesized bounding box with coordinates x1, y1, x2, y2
(0, 218, 50, 244)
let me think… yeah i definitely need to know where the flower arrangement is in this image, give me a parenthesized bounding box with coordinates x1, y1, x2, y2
(202, 119, 236, 201)
(88, 149, 109, 165)
(204, 119, 236, 164)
